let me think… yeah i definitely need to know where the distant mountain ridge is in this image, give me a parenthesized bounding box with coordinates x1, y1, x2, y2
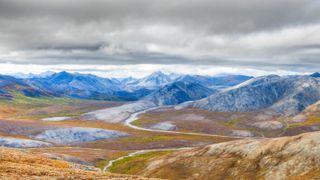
(23, 71, 251, 101)
(176, 74, 252, 89)
(27, 71, 122, 100)
(10, 71, 55, 79)
(3, 71, 320, 119)
(3, 70, 320, 116)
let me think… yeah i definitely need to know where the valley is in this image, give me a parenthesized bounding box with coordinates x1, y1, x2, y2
(0, 71, 320, 179)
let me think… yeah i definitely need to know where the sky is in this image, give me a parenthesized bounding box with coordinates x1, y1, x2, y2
(0, 0, 319, 77)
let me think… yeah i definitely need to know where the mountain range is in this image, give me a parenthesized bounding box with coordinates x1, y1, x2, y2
(3, 71, 320, 116)
(17, 71, 250, 102)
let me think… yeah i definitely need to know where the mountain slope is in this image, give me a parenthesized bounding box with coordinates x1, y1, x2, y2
(310, 72, 320, 78)
(27, 71, 158, 101)
(0, 75, 53, 99)
(141, 131, 320, 179)
(191, 75, 320, 115)
(27, 71, 123, 100)
(84, 81, 215, 123)
(145, 81, 216, 106)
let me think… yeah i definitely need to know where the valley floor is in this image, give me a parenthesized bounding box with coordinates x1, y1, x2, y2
(0, 98, 237, 179)
(1, 96, 320, 179)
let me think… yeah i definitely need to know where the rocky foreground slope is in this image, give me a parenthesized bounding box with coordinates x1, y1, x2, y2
(140, 131, 320, 180)
(0, 147, 151, 179)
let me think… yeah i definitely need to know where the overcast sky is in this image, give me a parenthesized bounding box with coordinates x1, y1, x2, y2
(0, 0, 319, 77)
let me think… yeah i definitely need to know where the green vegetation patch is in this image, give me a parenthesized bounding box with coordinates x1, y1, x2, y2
(0, 91, 99, 119)
(288, 116, 320, 128)
(109, 150, 174, 175)
(95, 151, 129, 170)
(118, 133, 219, 144)
(131, 115, 156, 127)
(223, 118, 242, 127)
(7, 90, 74, 106)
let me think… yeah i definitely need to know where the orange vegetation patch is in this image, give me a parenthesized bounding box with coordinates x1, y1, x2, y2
(30, 147, 131, 166)
(0, 99, 125, 121)
(0, 147, 153, 179)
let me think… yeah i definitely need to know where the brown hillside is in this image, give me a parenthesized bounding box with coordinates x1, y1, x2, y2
(304, 100, 320, 116)
(140, 131, 320, 180)
(0, 147, 153, 180)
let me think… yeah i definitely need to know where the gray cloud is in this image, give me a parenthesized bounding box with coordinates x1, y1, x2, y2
(0, 0, 319, 74)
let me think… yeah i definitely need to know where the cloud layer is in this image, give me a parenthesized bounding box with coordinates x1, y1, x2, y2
(0, 0, 319, 75)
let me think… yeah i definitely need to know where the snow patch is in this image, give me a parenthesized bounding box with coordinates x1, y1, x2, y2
(42, 117, 71, 121)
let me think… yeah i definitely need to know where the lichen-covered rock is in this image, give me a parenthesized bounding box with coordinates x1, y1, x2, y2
(0, 136, 52, 148)
(252, 121, 284, 130)
(33, 127, 128, 144)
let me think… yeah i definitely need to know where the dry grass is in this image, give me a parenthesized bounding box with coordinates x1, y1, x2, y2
(0, 147, 153, 179)
(134, 108, 280, 137)
(289, 116, 320, 128)
(0, 96, 124, 121)
(30, 147, 132, 169)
